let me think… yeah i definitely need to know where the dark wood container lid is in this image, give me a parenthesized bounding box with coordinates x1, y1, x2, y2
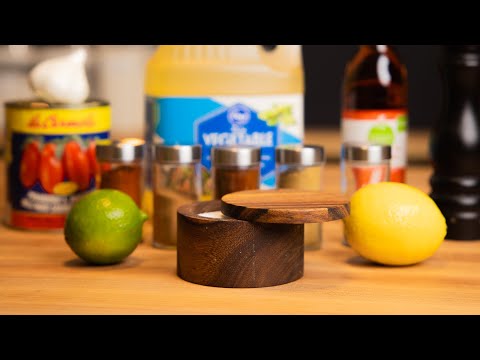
(221, 189, 350, 224)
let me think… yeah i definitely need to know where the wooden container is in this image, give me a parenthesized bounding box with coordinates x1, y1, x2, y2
(177, 200, 304, 288)
(177, 190, 349, 289)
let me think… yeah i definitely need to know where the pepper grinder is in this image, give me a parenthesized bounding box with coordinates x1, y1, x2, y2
(430, 45, 480, 240)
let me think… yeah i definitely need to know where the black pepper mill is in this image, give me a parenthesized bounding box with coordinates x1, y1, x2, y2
(430, 45, 480, 240)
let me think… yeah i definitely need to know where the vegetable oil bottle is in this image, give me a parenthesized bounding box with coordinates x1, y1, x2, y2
(144, 45, 304, 203)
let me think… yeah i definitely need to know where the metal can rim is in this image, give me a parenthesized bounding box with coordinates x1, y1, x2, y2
(4, 99, 110, 109)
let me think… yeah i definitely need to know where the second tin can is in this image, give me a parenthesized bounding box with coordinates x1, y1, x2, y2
(4, 100, 111, 231)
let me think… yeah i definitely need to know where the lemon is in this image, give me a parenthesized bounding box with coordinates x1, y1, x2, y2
(344, 182, 447, 266)
(64, 189, 148, 265)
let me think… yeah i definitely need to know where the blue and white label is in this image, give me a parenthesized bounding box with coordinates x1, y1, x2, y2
(147, 94, 303, 197)
(195, 102, 278, 188)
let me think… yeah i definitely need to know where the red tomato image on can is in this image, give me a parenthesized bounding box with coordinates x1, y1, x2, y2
(85, 140, 100, 177)
(62, 141, 91, 191)
(20, 140, 41, 188)
(39, 143, 64, 194)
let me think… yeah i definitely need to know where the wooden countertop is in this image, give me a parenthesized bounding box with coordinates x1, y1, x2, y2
(1, 130, 480, 315)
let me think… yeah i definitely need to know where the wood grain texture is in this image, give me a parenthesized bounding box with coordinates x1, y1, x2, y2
(221, 189, 350, 224)
(1, 131, 480, 314)
(177, 201, 304, 288)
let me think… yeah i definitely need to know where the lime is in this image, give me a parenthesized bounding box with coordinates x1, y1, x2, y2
(64, 189, 148, 265)
(344, 182, 447, 266)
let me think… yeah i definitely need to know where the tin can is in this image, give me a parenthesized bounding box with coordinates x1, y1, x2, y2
(4, 100, 111, 231)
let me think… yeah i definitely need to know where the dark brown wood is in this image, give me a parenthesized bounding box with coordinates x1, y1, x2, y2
(177, 200, 304, 288)
(221, 189, 350, 224)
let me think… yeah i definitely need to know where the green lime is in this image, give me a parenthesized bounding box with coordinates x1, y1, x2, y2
(64, 189, 148, 265)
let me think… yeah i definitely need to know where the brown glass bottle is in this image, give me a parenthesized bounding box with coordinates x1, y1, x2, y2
(430, 45, 480, 240)
(341, 45, 408, 183)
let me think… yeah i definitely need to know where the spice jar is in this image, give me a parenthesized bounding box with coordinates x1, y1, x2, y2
(211, 146, 261, 200)
(153, 145, 202, 249)
(340, 142, 391, 245)
(276, 145, 326, 250)
(96, 138, 145, 208)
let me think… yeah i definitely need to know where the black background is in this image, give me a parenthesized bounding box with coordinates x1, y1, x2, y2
(303, 45, 443, 129)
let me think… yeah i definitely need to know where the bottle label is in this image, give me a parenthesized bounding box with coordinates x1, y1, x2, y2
(341, 109, 408, 182)
(147, 95, 303, 198)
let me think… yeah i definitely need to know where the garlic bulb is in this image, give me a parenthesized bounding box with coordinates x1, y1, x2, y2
(29, 48, 90, 104)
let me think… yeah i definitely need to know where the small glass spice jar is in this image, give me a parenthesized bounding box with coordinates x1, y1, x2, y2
(341, 142, 391, 246)
(153, 144, 202, 249)
(96, 138, 145, 208)
(211, 146, 261, 200)
(276, 144, 326, 250)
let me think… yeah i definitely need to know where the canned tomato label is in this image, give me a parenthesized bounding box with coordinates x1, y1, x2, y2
(4, 100, 110, 231)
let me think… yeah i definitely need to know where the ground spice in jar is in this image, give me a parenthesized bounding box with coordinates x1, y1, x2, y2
(153, 145, 201, 249)
(100, 164, 143, 207)
(96, 138, 145, 208)
(213, 166, 260, 200)
(211, 146, 261, 200)
(277, 165, 323, 190)
(276, 145, 326, 250)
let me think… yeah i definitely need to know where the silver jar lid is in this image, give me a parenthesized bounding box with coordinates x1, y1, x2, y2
(342, 142, 391, 162)
(155, 144, 201, 164)
(276, 145, 326, 166)
(96, 138, 145, 162)
(211, 146, 261, 167)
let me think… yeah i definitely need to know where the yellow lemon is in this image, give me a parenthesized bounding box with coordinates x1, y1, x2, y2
(344, 182, 447, 266)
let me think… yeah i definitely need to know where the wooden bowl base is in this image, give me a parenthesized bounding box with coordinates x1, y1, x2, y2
(177, 201, 304, 288)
